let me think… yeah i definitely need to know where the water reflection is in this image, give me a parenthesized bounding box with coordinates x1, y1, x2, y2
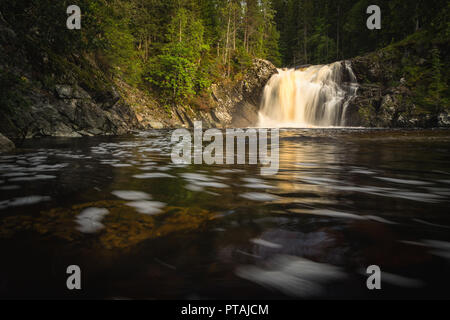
(0, 128, 449, 299)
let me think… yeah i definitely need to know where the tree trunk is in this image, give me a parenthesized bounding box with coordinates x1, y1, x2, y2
(179, 19, 182, 42)
(233, 7, 236, 50)
(303, 21, 308, 64)
(224, 9, 231, 65)
(336, 3, 340, 60)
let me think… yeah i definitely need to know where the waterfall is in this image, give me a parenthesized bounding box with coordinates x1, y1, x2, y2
(258, 61, 358, 127)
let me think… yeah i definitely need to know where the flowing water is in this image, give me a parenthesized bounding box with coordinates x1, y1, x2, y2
(1, 128, 450, 299)
(259, 62, 358, 127)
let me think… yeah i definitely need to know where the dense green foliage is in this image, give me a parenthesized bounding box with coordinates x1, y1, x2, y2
(1, 0, 448, 110)
(1, 0, 281, 106)
(273, 0, 449, 66)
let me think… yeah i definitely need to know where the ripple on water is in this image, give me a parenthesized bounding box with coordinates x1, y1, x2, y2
(193, 181, 229, 188)
(0, 195, 51, 210)
(375, 176, 433, 186)
(0, 185, 21, 191)
(133, 172, 175, 179)
(236, 255, 346, 298)
(111, 163, 133, 168)
(250, 238, 282, 249)
(350, 169, 376, 175)
(241, 177, 275, 189)
(185, 184, 205, 192)
(112, 190, 151, 201)
(413, 219, 450, 229)
(240, 192, 280, 202)
(125, 201, 166, 215)
(423, 240, 450, 260)
(2, 172, 30, 178)
(76, 207, 109, 234)
(9, 175, 57, 182)
(181, 172, 230, 191)
(295, 209, 365, 220)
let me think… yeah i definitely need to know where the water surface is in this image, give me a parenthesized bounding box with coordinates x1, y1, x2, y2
(1, 128, 449, 299)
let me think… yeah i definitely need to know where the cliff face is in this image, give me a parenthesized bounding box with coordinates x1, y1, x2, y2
(0, 17, 140, 140)
(209, 59, 278, 127)
(0, 82, 141, 140)
(347, 32, 449, 128)
(131, 58, 277, 129)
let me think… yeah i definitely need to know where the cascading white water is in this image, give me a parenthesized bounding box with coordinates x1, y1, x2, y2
(258, 61, 358, 127)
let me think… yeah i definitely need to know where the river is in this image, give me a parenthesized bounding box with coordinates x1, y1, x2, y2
(0, 128, 449, 299)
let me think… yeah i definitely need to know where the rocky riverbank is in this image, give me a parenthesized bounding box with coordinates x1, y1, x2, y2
(346, 32, 449, 128)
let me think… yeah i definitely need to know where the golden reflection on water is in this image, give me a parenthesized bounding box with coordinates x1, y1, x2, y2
(271, 137, 339, 207)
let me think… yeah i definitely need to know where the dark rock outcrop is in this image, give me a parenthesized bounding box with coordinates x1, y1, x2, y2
(347, 35, 449, 128)
(0, 84, 140, 140)
(0, 13, 140, 140)
(0, 133, 14, 152)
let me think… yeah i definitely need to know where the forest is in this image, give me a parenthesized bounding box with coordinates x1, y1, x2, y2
(0, 0, 448, 107)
